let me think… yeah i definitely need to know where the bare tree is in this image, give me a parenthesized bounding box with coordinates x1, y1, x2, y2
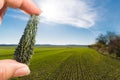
(108, 36, 120, 57)
(96, 34, 107, 45)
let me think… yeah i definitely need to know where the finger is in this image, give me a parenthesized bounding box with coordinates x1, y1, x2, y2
(0, 0, 4, 9)
(12, 64, 30, 78)
(0, 59, 30, 80)
(20, 0, 41, 15)
(0, 3, 8, 22)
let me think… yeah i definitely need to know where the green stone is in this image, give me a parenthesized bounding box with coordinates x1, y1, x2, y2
(14, 15, 39, 65)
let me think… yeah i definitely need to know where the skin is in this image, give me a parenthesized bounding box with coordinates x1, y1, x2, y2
(0, 0, 41, 21)
(0, 60, 30, 80)
(0, 0, 41, 80)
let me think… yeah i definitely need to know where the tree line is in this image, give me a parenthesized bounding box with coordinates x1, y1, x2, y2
(89, 32, 120, 58)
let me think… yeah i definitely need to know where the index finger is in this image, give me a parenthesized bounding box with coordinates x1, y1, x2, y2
(20, 0, 41, 15)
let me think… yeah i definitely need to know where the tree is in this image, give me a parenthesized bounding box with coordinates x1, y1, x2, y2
(96, 34, 107, 45)
(108, 36, 120, 57)
(106, 32, 116, 44)
(93, 31, 120, 57)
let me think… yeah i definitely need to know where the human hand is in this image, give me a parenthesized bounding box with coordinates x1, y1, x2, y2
(0, 59, 30, 80)
(0, 0, 41, 21)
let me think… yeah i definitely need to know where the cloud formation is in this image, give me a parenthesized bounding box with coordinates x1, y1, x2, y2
(35, 0, 97, 28)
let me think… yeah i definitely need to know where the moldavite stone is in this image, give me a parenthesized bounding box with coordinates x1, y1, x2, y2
(14, 15, 39, 65)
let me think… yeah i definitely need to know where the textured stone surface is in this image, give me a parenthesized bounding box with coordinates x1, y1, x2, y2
(14, 15, 39, 65)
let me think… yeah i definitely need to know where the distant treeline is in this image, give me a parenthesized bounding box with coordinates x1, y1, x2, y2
(0, 44, 88, 47)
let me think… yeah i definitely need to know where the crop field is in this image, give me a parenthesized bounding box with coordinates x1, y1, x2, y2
(1, 46, 120, 80)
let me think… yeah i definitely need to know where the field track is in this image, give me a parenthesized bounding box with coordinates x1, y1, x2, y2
(0, 46, 120, 80)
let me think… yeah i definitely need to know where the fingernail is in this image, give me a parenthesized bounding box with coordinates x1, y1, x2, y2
(14, 67, 30, 77)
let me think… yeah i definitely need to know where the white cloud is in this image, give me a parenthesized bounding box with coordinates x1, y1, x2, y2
(35, 0, 97, 28)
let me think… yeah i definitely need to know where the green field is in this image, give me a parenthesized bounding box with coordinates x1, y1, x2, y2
(1, 46, 120, 80)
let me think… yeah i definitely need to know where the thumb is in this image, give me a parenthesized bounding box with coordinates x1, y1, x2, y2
(0, 59, 30, 80)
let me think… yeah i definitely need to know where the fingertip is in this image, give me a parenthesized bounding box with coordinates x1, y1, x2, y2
(33, 7, 42, 16)
(21, 7, 42, 16)
(13, 66, 30, 77)
(20, 0, 42, 15)
(34, 7, 42, 16)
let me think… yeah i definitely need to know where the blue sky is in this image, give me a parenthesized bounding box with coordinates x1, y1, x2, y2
(0, 0, 120, 45)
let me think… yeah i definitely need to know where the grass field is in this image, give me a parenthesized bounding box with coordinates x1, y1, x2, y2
(1, 46, 120, 80)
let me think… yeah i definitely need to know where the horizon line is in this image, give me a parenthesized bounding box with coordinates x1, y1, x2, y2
(0, 44, 89, 46)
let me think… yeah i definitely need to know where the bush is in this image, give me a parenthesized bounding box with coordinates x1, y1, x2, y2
(108, 36, 120, 57)
(93, 32, 120, 57)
